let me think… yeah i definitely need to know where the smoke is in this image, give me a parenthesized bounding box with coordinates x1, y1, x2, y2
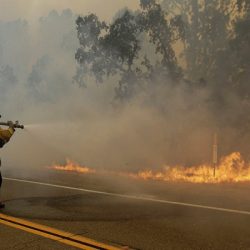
(2, 77, 216, 172)
(0, 5, 248, 177)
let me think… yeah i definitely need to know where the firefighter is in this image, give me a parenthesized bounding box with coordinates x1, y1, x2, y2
(0, 121, 15, 209)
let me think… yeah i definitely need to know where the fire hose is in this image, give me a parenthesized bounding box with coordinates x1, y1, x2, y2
(0, 115, 24, 129)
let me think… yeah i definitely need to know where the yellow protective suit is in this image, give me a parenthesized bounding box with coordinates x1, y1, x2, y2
(0, 126, 14, 207)
(0, 127, 15, 146)
(0, 127, 14, 208)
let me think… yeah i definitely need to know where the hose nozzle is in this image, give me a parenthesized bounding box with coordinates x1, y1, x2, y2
(14, 121, 24, 129)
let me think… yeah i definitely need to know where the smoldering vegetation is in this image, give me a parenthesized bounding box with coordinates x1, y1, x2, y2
(0, 0, 250, 173)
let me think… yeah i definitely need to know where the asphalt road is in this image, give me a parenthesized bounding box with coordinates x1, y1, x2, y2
(1, 168, 250, 250)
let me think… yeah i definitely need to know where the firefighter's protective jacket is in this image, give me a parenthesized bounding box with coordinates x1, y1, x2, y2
(0, 127, 14, 169)
(0, 127, 15, 145)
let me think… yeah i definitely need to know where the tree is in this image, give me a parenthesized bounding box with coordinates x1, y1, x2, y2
(0, 65, 17, 103)
(230, 0, 250, 97)
(162, 0, 237, 85)
(75, 0, 183, 100)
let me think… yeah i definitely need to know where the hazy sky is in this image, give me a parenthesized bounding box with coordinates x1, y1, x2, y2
(0, 0, 140, 22)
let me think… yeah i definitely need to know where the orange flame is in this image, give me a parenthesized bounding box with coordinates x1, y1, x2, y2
(50, 152, 250, 183)
(51, 158, 95, 174)
(133, 152, 250, 183)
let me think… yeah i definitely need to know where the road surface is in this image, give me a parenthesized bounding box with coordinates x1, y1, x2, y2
(1, 168, 250, 249)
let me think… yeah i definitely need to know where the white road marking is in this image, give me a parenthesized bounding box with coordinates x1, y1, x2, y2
(3, 177, 250, 216)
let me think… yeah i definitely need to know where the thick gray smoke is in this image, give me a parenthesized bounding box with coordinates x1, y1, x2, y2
(0, 6, 246, 176)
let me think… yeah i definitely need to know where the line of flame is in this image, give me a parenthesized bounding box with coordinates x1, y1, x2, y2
(50, 152, 250, 183)
(134, 152, 250, 183)
(51, 158, 95, 174)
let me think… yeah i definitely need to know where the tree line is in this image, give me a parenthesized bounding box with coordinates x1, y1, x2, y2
(75, 0, 250, 142)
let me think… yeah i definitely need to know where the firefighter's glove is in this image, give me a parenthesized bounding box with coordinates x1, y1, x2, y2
(7, 121, 15, 129)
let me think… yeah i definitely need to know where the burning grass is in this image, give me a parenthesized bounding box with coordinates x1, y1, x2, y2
(50, 152, 250, 183)
(51, 158, 96, 174)
(133, 152, 250, 183)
